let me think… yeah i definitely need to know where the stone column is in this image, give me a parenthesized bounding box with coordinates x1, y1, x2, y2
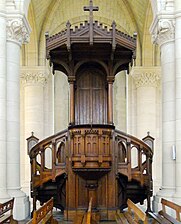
(21, 66, 48, 195)
(150, 16, 176, 209)
(0, 0, 9, 201)
(131, 67, 160, 138)
(131, 66, 161, 192)
(6, 15, 31, 220)
(174, 0, 181, 203)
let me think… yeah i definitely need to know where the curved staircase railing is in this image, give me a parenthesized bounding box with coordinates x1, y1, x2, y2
(29, 125, 153, 213)
(115, 129, 153, 186)
(29, 129, 68, 188)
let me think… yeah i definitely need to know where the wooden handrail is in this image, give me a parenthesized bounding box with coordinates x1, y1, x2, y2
(115, 129, 153, 157)
(29, 129, 68, 159)
(30, 126, 153, 188)
(29, 125, 153, 214)
(115, 129, 153, 184)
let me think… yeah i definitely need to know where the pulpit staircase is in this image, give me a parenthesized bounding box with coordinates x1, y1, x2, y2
(29, 1, 153, 220)
(29, 125, 153, 218)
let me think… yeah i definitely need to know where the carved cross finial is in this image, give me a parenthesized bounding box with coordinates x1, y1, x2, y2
(84, 0, 99, 18)
(83, 0, 99, 45)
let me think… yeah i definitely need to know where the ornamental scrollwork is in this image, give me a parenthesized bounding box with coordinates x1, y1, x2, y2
(131, 67, 161, 88)
(21, 67, 49, 86)
(151, 18, 175, 46)
(7, 17, 30, 45)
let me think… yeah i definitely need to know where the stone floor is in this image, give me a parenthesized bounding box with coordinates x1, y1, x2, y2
(18, 210, 154, 223)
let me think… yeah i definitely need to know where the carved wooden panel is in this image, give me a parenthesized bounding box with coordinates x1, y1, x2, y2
(75, 68, 107, 125)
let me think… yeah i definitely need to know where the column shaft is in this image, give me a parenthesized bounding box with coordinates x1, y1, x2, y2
(132, 66, 161, 192)
(24, 84, 44, 192)
(108, 82, 113, 124)
(6, 37, 30, 221)
(161, 41, 176, 193)
(69, 82, 75, 125)
(0, 0, 9, 200)
(175, 1, 181, 198)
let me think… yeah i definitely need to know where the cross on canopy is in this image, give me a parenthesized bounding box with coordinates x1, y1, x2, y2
(83, 0, 99, 45)
(84, 0, 99, 20)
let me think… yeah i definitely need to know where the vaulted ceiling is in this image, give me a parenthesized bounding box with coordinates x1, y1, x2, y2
(30, 0, 151, 42)
(26, 0, 153, 67)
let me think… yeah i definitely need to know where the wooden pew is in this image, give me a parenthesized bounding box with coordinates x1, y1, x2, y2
(73, 198, 92, 224)
(86, 197, 92, 224)
(27, 198, 58, 224)
(116, 198, 148, 224)
(0, 198, 17, 224)
(148, 198, 181, 224)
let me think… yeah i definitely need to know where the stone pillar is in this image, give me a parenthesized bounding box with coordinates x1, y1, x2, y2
(20, 66, 48, 195)
(0, 0, 9, 201)
(6, 15, 31, 220)
(174, 0, 181, 203)
(131, 66, 161, 192)
(150, 15, 176, 210)
(131, 67, 160, 138)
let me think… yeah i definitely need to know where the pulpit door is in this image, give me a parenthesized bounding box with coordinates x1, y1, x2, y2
(75, 68, 107, 125)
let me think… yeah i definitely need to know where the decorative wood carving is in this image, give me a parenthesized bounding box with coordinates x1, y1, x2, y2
(28, 1, 153, 222)
(83, 0, 99, 45)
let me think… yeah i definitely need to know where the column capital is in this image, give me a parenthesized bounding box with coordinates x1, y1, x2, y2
(6, 14, 31, 46)
(150, 14, 175, 46)
(68, 76, 76, 83)
(107, 76, 115, 83)
(130, 66, 161, 88)
(21, 66, 49, 86)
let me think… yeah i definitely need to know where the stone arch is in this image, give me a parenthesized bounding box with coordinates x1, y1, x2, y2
(150, 0, 166, 18)
(142, 1, 159, 66)
(21, 2, 38, 66)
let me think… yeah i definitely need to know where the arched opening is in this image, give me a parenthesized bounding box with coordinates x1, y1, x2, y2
(118, 141, 127, 163)
(56, 142, 66, 164)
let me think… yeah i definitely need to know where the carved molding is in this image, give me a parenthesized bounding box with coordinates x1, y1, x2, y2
(165, 0, 174, 11)
(7, 15, 31, 46)
(21, 66, 50, 86)
(131, 66, 161, 88)
(6, 0, 16, 10)
(150, 15, 175, 46)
